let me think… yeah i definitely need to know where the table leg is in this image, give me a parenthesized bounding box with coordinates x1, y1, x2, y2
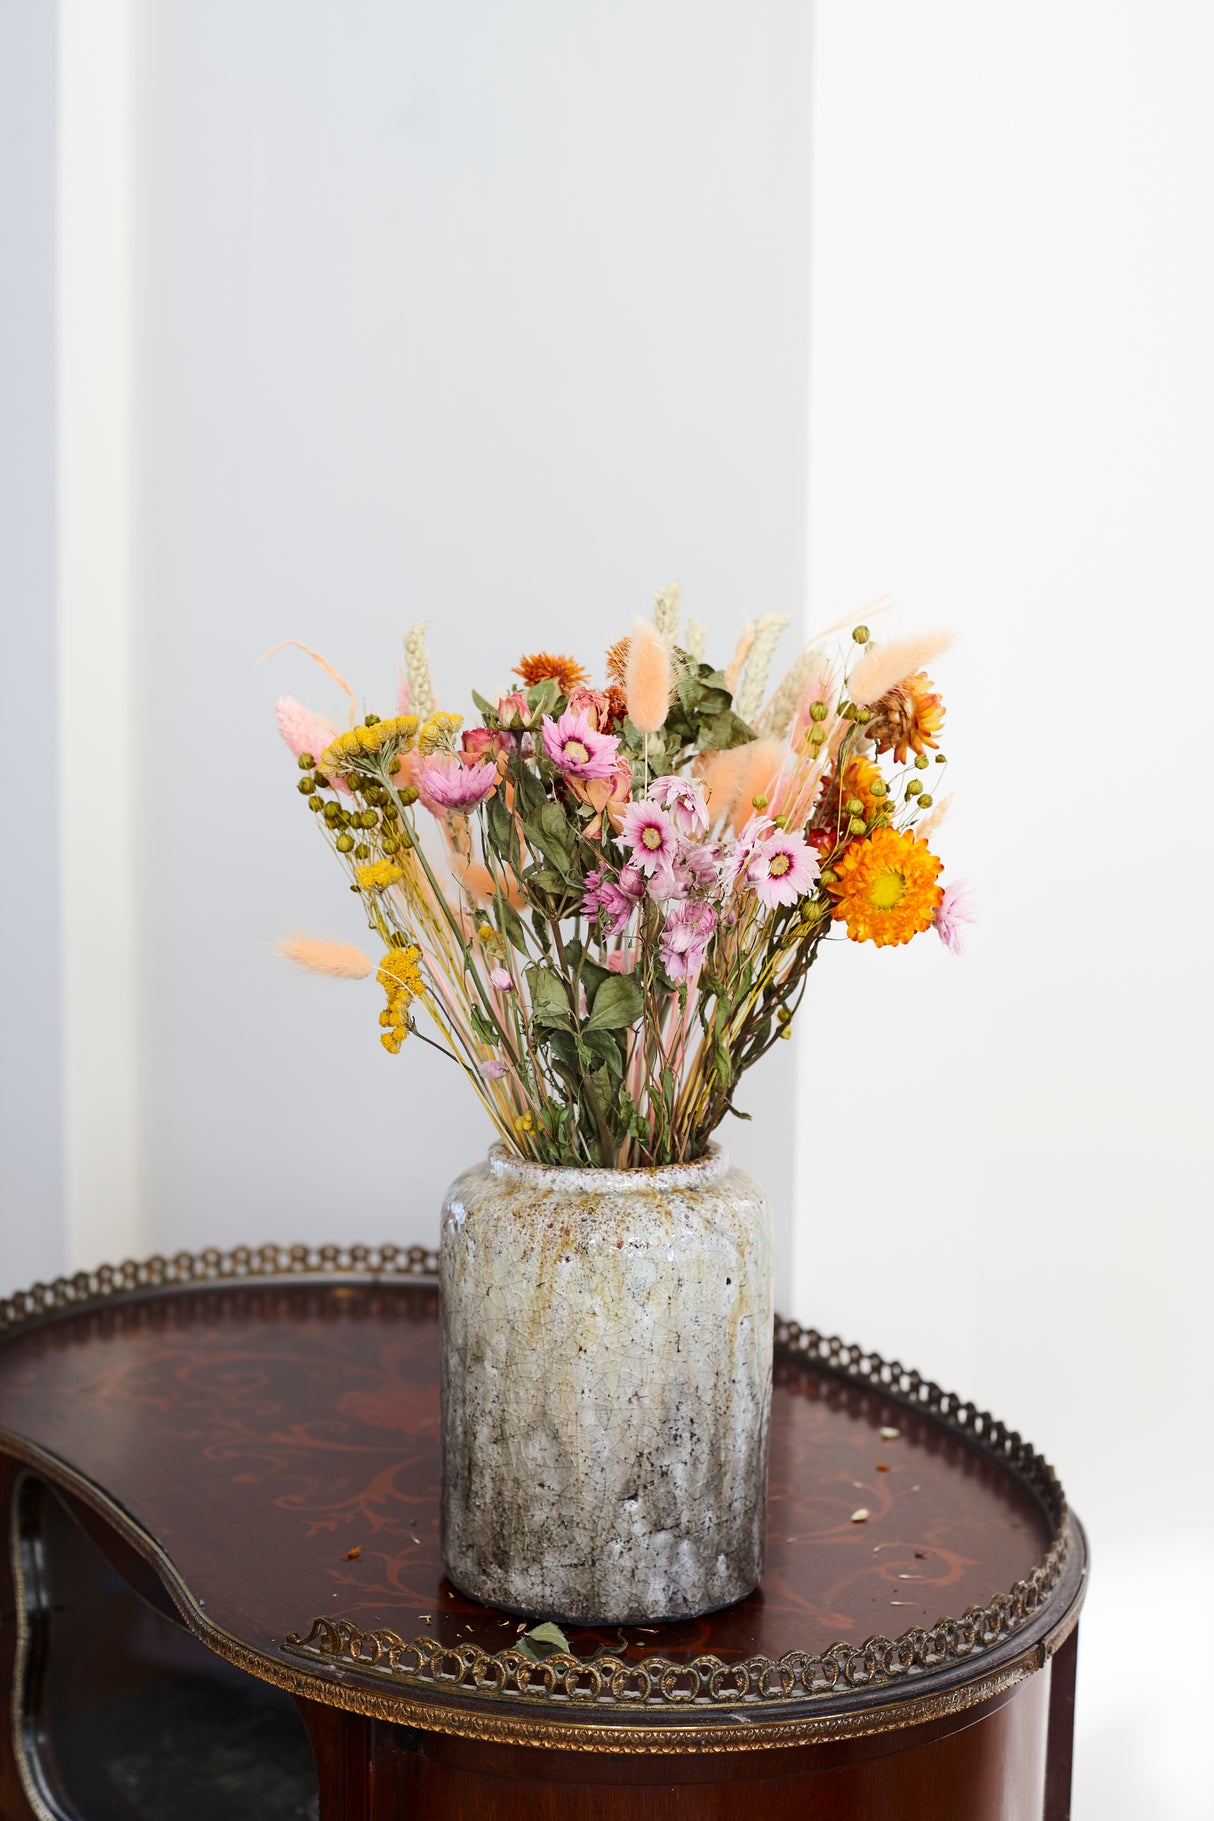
(1044, 1621, 1080, 1821)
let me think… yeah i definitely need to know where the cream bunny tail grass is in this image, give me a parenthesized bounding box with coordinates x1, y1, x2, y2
(653, 581, 683, 643)
(848, 632, 953, 708)
(724, 623, 754, 697)
(807, 594, 896, 644)
(624, 616, 674, 735)
(735, 614, 791, 724)
(404, 624, 437, 723)
(256, 641, 358, 727)
(685, 618, 708, 664)
(914, 793, 954, 842)
(278, 935, 374, 979)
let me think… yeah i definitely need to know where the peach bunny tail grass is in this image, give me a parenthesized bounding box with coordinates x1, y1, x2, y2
(624, 616, 674, 735)
(848, 632, 954, 708)
(279, 936, 374, 979)
(729, 738, 785, 833)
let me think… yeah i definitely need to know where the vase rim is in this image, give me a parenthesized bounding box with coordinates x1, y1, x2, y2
(485, 1141, 728, 1191)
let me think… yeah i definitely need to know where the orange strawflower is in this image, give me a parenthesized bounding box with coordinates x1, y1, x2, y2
(513, 652, 590, 694)
(827, 826, 943, 947)
(605, 638, 630, 685)
(866, 671, 945, 764)
(816, 753, 888, 834)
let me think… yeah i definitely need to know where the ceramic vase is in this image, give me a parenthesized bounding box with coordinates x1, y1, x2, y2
(439, 1143, 772, 1625)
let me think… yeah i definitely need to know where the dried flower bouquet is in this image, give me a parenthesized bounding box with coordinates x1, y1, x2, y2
(274, 590, 972, 1168)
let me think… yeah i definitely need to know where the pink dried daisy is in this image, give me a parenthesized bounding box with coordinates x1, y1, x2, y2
(646, 774, 710, 838)
(934, 879, 976, 955)
(540, 707, 621, 780)
(489, 966, 514, 991)
(746, 828, 819, 909)
(619, 801, 678, 876)
(478, 1058, 508, 1080)
(416, 753, 499, 815)
(659, 899, 717, 981)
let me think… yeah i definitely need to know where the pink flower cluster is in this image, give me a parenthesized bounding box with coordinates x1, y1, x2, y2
(580, 775, 820, 984)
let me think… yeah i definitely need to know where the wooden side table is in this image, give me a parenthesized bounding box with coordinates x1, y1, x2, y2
(0, 1247, 1085, 1820)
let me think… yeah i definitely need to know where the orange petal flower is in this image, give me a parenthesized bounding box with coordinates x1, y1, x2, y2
(826, 826, 943, 946)
(866, 671, 945, 764)
(513, 651, 590, 693)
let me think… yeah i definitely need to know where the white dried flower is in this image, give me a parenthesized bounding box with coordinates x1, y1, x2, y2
(403, 623, 437, 723)
(735, 613, 791, 724)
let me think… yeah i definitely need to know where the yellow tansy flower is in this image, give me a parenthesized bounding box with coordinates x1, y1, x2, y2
(356, 859, 404, 891)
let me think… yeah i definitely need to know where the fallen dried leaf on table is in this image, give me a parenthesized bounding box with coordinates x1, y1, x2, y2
(850, 1507, 871, 1523)
(880, 1427, 900, 1441)
(344, 1546, 362, 1559)
(875, 1462, 890, 1472)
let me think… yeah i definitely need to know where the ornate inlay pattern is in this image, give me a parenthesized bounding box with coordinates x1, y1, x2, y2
(285, 1315, 1069, 1712)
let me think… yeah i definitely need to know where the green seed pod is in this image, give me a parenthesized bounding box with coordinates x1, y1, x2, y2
(388, 757, 401, 775)
(847, 815, 866, 836)
(844, 798, 865, 817)
(772, 813, 788, 829)
(751, 793, 768, 811)
(905, 779, 923, 798)
(870, 780, 888, 798)
(852, 706, 871, 723)
(777, 1006, 792, 1024)
(335, 834, 355, 853)
(359, 808, 379, 829)
(917, 793, 933, 809)
(364, 713, 380, 726)
(308, 795, 323, 813)
(915, 753, 929, 770)
(400, 786, 420, 807)
(852, 625, 870, 643)
(808, 726, 827, 746)
(381, 836, 399, 855)
(297, 777, 316, 796)
(297, 752, 314, 770)
(935, 753, 947, 763)
(809, 700, 828, 723)
(820, 869, 838, 885)
(354, 842, 371, 861)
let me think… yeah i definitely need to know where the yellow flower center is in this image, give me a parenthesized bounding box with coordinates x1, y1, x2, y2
(564, 740, 590, 764)
(641, 825, 663, 849)
(768, 853, 792, 878)
(869, 868, 906, 911)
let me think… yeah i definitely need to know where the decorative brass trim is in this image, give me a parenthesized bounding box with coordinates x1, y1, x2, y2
(0, 1243, 440, 1338)
(285, 1551, 1065, 1710)
(0, 1244, 1087, 1752)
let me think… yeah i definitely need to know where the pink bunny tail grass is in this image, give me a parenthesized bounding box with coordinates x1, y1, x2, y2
(848, 632, 954, 709)
(278, 935, 374, 979)
(275, 697, 353, 796)
(624, 617, 674, 735)
(396, 672, 411, 715)
(275, 696, 335, 761)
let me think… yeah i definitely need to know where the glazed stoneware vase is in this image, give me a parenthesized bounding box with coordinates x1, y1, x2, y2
(439, 1143, 773, 1625)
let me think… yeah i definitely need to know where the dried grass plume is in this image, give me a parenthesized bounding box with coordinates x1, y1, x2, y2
(624, 616, 674, 735)
(279, 935, 373, 979)
(848, 632, 953, 708)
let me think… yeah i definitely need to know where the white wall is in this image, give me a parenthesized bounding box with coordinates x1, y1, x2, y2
(800, 6, 1213, 1817)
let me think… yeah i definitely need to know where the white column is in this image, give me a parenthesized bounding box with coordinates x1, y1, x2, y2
(56, 0, 144, 1268)
(0, 1, 66, 1290)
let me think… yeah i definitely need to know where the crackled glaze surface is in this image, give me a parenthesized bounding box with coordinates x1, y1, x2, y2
(439, 1145, 773, 1624)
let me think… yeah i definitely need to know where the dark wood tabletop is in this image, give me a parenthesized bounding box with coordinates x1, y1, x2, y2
(0, 1248, 1086, 1819)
